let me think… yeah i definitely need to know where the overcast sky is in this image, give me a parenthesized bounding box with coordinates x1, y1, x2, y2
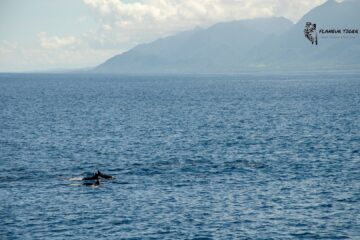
(0, 0, 328, 72)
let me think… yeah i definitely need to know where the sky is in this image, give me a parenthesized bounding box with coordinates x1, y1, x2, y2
(0, 0, 329, 72)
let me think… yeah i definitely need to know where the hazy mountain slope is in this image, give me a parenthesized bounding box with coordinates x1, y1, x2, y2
(95, 17, 293, 74)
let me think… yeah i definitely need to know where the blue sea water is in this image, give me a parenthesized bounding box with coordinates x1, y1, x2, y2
(0, 73, 359, 239)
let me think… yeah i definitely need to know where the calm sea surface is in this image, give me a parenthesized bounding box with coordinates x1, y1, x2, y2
(0, 73, 359, 239)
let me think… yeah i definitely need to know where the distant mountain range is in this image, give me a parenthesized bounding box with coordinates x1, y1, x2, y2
(94, 0, 360, 74)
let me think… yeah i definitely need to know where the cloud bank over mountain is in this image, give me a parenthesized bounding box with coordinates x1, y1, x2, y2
(95, 0, 360, 74)
(0, 0, 328, 72)
(83, 0, 326, 49)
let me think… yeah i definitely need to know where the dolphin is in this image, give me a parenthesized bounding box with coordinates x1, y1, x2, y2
(97, 170, 115, 179)
(82, 172, 99, 181)
(83, 179, 100, 187)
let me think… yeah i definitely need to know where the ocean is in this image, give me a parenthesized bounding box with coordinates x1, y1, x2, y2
(0, 73, 359, 239)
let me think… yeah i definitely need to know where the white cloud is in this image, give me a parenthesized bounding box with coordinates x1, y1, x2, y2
(0, 40, 119, 72)
(1, 0, 328, 72)
(38, 32, 81, 49)
(77, 16, 89, 23)
(0, 41, 18, 54)
(83, 0, 326, 50)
